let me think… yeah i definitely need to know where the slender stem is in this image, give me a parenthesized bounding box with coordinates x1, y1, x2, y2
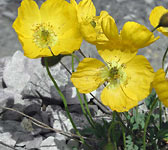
(159, 101, 162, 129)
(122, 128, 126, 149)
(76, 89, 95, 128)
(71, 53, 80, 62)
(44, 57, 84, 143)
(116, 112, 131, 134)
(71, 55, 95, 128)
(83, 94, 95, 127)
(151, 25, 160, 32)
(79, 49, 86, 58)
(143, 97, 158, 150)
(108, 112, 117, 149)
(162, 47, 168, 69)
(166, 66, 168, 75)
(60, 61, 72, 75)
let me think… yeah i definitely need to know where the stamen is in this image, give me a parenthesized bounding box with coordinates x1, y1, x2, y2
(101, 60, 127, 89)
(32, 23, 57, 49)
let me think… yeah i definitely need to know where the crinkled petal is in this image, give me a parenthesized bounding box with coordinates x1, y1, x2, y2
(122, 55, 154, 101)
(71, 58, 105, 93)
(101, 13, 119, 40)
(40, 0, 82, 54)
(12, 0, 41, 38)
(18, 37, 51, 58)
(101, 86, 138, 112)
(78, 0, 96, 22)
(120, 22, 159, 50)
(152, 69, 168, 107)
(98, 49, 136, 65)
(80, 11, 109, 44)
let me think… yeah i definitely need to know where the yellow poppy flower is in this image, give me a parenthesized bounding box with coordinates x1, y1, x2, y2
(13, 0, 82, 58)
(152, 69, 168, 107)
(149, 6, 168, 36)
(97, 13, 159, 53)
(70, 0, 108, 44)
(71, 49, 154, 112)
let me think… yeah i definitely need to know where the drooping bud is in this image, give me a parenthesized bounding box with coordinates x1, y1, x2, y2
(158, 13, 168, 27)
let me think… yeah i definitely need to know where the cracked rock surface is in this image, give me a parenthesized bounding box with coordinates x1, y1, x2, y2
(0, 0, 168, 150)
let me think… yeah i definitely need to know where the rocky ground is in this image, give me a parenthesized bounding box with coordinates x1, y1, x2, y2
(0, 0, 168, 149)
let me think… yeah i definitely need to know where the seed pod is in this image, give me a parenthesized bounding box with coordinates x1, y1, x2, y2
(158, 13, 168, 27)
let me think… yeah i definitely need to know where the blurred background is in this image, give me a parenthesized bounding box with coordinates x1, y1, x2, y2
(0, 0, 168, 71)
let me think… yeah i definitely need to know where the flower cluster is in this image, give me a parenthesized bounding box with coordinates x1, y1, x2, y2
(13, 0, 168, 112)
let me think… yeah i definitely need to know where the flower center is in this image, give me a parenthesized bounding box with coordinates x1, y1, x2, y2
(101, 61, 127, 89)
(32, 23, 57, 48)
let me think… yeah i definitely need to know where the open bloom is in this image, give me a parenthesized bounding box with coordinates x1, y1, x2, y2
(97, 13, 159, 54)
(149, 6, 168, 36)
(70, 0, 108, 44)
(71, 49, 154, 112)
(13, 0, 82, 58)
(152, 69, 168, 107)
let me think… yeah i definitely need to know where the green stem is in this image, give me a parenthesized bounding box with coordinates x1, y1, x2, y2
(162, 47, 168, 69)
(83, 94, 95, 127)
(71, 53, 80, 63)
(71, 55, 95, 128)
(122, 128, 126, 150)
(143, 97, 158, 150)
(76, 90, 95, 128)
(151, 25, 160, 32)
(108, 112, 117, 149)
(44, 57, 84, 143)
(159, 101, 162, 129)
(116, 112, 132, 135)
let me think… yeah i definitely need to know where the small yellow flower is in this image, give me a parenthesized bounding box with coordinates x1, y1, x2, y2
(152, 69, 168, 107)
(97, 13, 159, 53)
(13, 0, 82, 58)
(71, 49, 154, 112)
(70, 0, 108, 44)
(149, 6, 168, 36)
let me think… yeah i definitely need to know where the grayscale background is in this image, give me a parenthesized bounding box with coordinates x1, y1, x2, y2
(0, 0, 168, 70)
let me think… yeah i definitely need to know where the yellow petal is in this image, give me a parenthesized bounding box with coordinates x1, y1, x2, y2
(122, 55, 154, 101)
(98, 49, 136, 65)
(12, 0, 41, 38)
(120, 22, 159, 50)
(149, 6, 168, 36)
(101, 86, 138, 112)
(18, 37, 52, 58)
(78, 0, 96, 22)
(101, 13, 119, 40)
(149, 6, 168, 28)
(152, 69, 168, 107)
(70, 0, 78, 9)
(80, 11, 109, 44)
(71, 58, 105, 93)
(40, 0, 82, 54)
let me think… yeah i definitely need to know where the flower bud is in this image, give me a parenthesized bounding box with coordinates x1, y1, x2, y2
(158, 13, 168, 27)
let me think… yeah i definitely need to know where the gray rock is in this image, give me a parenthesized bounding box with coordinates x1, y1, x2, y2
(67, 139, 79, 149)
(0, 132, 16, 148)
(40, 135, 69, 150)
(16, 135, 43, 150)
(3, 51, 31, 93)
(23, 103, 41, 116)
(0, 89, 14, 113)
(0, 120, 28, 148)
(2, 104, 24, 121)
(50, 106, 88, 133)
